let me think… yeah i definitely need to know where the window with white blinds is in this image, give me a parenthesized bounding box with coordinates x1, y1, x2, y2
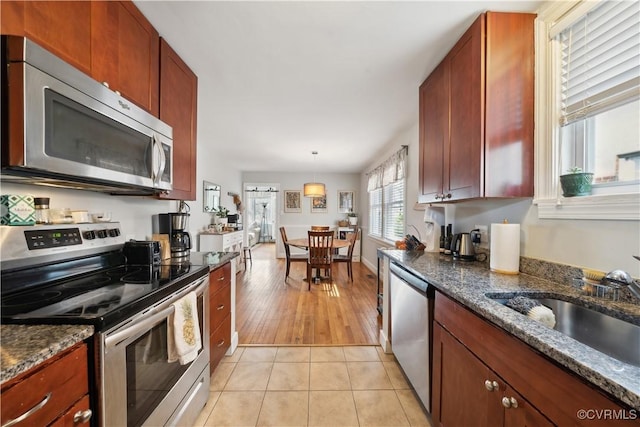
(382, 180, 405, 241)
(369, 188, 382, 237)
(368, 179, 405, 242)
(556, 0, 640, 188)
(367, 146, 407, 242)
(558, 1, 640, 125)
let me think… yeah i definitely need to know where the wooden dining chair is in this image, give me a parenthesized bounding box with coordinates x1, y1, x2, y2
(307, 230, 334, 290)
(279, 227, 307, 280)
(333, 228, 360, 282)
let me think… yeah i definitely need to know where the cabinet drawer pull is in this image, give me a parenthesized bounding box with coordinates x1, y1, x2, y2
(484, 380, 498, 391)
(73, 409, 93, 424)
(217, 339, 226, 347)
(501, 396, 518, 409)
(2, 392, 52, 427)
(218, 276, 225, 281)
(217, 304, 225, 310)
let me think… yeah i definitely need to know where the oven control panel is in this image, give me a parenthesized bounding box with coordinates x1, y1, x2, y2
(0, 223, 125, 270)
(24, 228, 82, 250)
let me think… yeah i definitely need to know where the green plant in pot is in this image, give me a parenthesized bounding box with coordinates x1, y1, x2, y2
(213, 206, 230, 224)
(347, 211, 358, 225)
(559, 167, 594, 197)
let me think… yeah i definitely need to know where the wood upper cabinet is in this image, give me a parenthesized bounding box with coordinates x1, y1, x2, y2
(0, 1, 92, 74)
(433, 291, 631, 427)
(419, 62, 447, 201)
(91, 1, 160, 116)
(157, 38, 198, 201)
(1, 1, 159, 115)
(418, 12, 535, 203)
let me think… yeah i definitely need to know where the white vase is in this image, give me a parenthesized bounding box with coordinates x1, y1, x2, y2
(218, 217, 228, 225)
(348, 216, 357, 225)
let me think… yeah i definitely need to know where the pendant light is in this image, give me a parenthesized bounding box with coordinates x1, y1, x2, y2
(303, 151, 326, 197)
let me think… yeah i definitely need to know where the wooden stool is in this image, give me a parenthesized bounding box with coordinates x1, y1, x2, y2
(243, 246, 252, 265)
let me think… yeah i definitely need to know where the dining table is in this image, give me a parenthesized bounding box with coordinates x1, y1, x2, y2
(286, 238, 351, 250)
(286, 238, 351, 282)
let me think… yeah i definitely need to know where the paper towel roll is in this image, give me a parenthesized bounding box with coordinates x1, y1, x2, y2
(490, 223, 520, 274)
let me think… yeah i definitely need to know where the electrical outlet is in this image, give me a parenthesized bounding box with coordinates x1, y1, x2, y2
(474, 225, 488, 247)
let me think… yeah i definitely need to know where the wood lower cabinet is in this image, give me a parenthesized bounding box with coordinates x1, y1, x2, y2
(209, 262, 232, 373)
(433, 291, 631, 427)
(419, 12, 535, 203)
(157, 38, 198, 201)
(0, 343, 91, 427)
(433, 322, 551, 427)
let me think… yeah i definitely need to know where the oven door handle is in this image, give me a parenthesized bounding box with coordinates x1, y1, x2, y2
(104, 276, 208, 349)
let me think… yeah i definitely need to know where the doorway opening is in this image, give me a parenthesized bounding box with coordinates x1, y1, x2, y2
(244, 184, 279, 246)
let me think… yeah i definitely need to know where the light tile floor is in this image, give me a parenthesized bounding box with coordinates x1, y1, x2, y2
(193, 346, 433, 427)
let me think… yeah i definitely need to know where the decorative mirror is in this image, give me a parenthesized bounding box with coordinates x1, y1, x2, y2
(203, 181, 221, 212)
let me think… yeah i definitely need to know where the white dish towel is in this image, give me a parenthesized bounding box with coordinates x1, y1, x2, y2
(167, 291, 202, 365)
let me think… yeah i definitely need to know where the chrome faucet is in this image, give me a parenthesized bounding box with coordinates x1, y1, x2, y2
(604, 269, 640, 300)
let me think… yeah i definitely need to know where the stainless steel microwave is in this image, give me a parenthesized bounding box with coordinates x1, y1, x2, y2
(1, 36, 173, 195)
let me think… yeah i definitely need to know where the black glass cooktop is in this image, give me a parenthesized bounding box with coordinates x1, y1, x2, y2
(1, 262, 205, 330)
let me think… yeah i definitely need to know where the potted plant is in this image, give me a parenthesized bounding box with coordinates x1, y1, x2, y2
(559, 167, 594, 197)
(347, 211, 358, 226)
(213, 206, 230, 224)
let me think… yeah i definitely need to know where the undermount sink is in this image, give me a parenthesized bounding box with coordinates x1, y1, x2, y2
(489, 295, 640, 367)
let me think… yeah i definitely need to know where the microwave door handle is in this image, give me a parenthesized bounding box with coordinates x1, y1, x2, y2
(158, 137, 167, 185)
(150, 135, 162, 185)
(150, 136, 159, 183)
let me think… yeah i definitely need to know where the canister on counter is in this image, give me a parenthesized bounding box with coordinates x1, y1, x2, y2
(34, 197, 51, 224)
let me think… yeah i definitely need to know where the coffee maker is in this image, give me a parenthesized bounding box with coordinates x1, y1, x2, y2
(154, 213, 191, 259)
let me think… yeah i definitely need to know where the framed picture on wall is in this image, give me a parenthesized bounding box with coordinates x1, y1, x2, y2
(284, 190, 302, 213)
(311, 195, 327, 213)
(337, 190, 355, 213)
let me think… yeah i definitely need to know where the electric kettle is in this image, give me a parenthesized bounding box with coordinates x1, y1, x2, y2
(451, 233, 476, 261)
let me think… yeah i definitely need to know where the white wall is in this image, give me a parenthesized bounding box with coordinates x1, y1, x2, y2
(242, 171, 360, 256)
(0, 181, 175, 240)
(358, 125, 640, 278)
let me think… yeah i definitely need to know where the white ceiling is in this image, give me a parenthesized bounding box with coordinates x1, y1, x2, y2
(133, 0, 542, 174)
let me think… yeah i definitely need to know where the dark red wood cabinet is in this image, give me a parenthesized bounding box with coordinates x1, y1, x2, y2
(419, 12, 535, 203)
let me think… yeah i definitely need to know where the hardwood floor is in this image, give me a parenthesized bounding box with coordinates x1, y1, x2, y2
(236, 243, 381, 345)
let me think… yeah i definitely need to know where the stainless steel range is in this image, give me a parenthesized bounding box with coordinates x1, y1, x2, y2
(0, 223, 210, 427)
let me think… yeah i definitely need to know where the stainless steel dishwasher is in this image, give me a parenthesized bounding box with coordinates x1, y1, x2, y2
(390, 261, 433, 412)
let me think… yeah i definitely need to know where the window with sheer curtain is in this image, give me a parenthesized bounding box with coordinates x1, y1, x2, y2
(368, 147, 406, 242)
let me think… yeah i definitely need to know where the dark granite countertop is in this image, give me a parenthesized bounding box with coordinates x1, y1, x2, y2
(379, 249, 640, 410)
(1, 324, 94, 385)
(186, 251, 240, 271)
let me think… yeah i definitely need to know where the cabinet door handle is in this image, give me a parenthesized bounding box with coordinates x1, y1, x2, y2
(445, 193, 452, 199)
(218, 276, 225, 281)
(217, 304, 225, 311)
(73, 409, 93, 424)
(501, 396, 519, 409)
(484, 380, 499, 391)
(217, 339, 226, 347)
(2, 392, 52, 427)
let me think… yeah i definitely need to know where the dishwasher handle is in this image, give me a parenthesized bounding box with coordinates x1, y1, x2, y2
(390, 262, 430, 294)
